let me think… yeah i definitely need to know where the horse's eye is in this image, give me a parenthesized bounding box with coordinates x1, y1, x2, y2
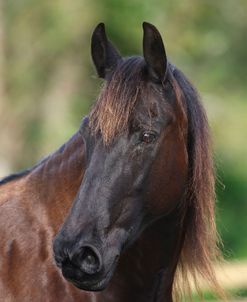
(141, 132, 156, 144)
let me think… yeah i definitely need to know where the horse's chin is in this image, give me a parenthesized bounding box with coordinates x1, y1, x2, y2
(61, 257, 118, 292)
(70, 276, 109, 292)
(67, 268, 114, 292)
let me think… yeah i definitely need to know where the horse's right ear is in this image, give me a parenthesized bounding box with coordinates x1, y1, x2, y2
(91, 23, 122, 78)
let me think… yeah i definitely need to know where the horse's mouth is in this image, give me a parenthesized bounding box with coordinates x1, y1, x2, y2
(64, 267, 114, 291)
(68, 274, 111, 291)
(60, 257, 118, 292)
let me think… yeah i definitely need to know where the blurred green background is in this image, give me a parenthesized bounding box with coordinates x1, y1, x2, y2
(0, 0, 246, 297)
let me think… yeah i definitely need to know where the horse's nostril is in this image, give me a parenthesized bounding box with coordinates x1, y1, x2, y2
(77, 245, 102, 275)
(53, 242, 102, 276)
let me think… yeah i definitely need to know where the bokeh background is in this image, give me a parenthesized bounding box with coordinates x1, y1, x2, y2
(0, 0, 246, 299)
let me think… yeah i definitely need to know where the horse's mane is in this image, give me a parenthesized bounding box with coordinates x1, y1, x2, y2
(171, 68, 226, 301)
(0, 170, 31, 185)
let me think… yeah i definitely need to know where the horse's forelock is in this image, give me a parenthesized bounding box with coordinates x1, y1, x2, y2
(89, 57, 145, 144)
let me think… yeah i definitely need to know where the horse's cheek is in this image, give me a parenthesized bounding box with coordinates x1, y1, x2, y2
(146, 128, 188, 216)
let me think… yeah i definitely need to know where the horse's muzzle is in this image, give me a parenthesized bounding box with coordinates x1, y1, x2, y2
(52, 238, 117, 291)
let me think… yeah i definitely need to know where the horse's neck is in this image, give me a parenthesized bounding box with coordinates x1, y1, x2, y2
(98, 214, 182, 302)
(27, 131, 85, 231)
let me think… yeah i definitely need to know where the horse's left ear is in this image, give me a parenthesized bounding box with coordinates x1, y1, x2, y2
(142, 22, 167, 83)
(91, 23, 122, 78)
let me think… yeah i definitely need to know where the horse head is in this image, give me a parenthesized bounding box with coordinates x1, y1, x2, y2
(53, 23, 190, 292)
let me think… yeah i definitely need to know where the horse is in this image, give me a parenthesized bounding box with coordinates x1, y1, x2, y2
(0, 22, 225, 302)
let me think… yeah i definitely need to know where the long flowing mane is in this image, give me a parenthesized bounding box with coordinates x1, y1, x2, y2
(171, 68, 226, 300)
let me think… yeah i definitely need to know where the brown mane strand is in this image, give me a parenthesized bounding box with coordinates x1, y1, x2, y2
(89, 57, 145, 144)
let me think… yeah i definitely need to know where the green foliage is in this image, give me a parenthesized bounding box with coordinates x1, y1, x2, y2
(191, 287, 247, 301)
(217, 163, 247, 259)
(0, 0, 246, 259)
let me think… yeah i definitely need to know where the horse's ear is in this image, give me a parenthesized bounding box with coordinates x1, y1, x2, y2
(91, 23, 122, 78)
(142, 22, 167, 83)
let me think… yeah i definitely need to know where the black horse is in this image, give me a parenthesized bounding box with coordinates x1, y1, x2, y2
(0, 23, 225, 302)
